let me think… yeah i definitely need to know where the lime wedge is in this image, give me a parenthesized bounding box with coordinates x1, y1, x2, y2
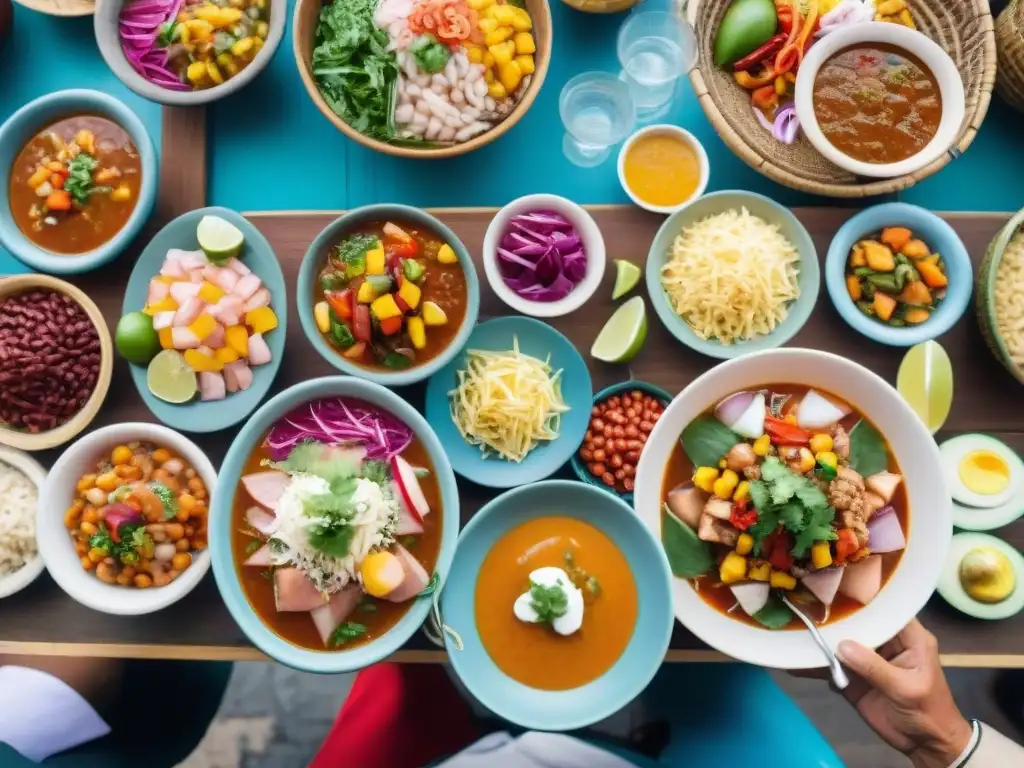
(612, 259, 641, 300)
(147, 350, 198, 404)
(591, 296, 647, 363)
(897, 341, 953, 434)
(197, 215, 244, 263)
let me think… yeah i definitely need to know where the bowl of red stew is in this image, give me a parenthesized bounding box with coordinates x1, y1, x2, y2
(0, 89, 157, 275)
(297, 205, 480, 387)
(794, 23, 965, 179)
(633, 348, 951, 670)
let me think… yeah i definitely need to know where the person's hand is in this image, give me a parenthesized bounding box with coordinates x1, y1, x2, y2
(836, 619, 973, 768)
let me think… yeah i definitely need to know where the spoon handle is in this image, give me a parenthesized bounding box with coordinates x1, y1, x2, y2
(781, 595, 849, 690)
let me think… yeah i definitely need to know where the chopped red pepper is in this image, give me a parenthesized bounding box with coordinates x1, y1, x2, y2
(762, 529, 794, 571)
(764, 416, 811, 446)
(324, 289, 354, 321)
(352, 304, 372, 344)
(385, 239, 418, 259)
(730, 501, 758, 531)
(735, 64, 778, 89)
(751, 84, 779, 111)
(379, 315, 403, 336)
(395, 294, 411, 314)
(733, 33, 788, 72)
(835, 528, 859, 564)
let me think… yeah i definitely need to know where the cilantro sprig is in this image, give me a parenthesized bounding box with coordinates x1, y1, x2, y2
(748, 457, 837, 558)
(529, 579, 569, 624)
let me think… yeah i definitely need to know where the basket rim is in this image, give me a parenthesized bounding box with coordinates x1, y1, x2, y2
(685, 0, 998, 198)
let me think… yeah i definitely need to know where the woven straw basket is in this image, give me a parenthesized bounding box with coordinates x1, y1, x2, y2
(996, 0, 1024, 111)
(683, 0, 997, 197)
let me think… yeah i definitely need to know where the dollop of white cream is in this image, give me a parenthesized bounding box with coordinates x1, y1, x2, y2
(513, 566, 585, 636)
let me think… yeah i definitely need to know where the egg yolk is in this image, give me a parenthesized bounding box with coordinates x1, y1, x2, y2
(360, 551, 404, 598)
(958, 450, 1010, 496)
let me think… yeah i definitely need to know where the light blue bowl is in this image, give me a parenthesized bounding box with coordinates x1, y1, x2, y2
(645, 190, 820, 359)
(424, 316, 593, 488)
(440, 481, 673, 731)
(296, 205, 480, 387)
(825, 203, 972, 347)
(122, 207, 286, 432)
(210, 376, 460, 674)
(0, 89, 157, 275)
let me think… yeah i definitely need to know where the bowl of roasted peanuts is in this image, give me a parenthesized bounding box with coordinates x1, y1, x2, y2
(37, 421, 216, 615)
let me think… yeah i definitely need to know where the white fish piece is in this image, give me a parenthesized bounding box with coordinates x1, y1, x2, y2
(171, 326, 201, 350)
(169, 281, 201, 305)
(178, 250, 208, 271)
(233, 273, 263, 302)
(226, 257, 250, 276)
(147, 279, 169, 305)
(172, 297, 204, 328)
(247, 333, 272, 366)
(152, 311, 176, 331)
(243, 288, 271, 313)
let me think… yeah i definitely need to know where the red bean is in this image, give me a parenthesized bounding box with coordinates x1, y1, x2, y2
(592, 463, 606, 476)
(591, 418, 605, 432)
(593, 435, 606, 448)
(601, 472, 615, 487)
(610, 454, 623, 469)
(584, 429, 593, 442)
(615, 438, 628, 453)
(603, 426, 615, 439)
(623, 478, 635, 492)
(592, 449, 606, 462)
(639, 421, 654, 433)
(612, 425, 625, 438)
(625, 424, 639, 438)
(626, 450, 641, 463)
(580, 448, 594, 462)
(614, 468, 626, 481)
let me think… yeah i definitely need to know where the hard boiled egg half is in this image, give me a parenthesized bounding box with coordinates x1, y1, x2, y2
(937, 532, 1024, 620)
(939, 435, 1024, 530)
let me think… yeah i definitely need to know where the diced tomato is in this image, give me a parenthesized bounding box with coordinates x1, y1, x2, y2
(379, 315, 403, 336)
(394, 294, 411, 314)
(352, 304, 372, 344)
(386, 253, 404, 281)
(835, 528, 859, 564)
(764, 416, 811, 446)
(730, 501, 758, 531)
(764, 529, 794, 571)
(385, 239, 418, 259)
(324, 289, 354, 321)
(343, 342, 366, 360)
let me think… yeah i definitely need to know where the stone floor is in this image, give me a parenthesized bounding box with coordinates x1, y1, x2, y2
(175, 663, 1021, 768)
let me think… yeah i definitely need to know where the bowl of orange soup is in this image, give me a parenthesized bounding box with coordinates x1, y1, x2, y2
(440, 480, 673, 730)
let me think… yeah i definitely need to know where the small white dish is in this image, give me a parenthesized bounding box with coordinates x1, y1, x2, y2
(482, 194, 606, 318)
(0, 446, 47, 599)
(37, 422, 216, 615)
(794, 23, 966, 179)
(617, 124, 709, 214)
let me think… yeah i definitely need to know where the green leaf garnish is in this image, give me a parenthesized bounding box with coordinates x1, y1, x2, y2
(748, 457, 837, 558)
(329, 622, 368, 647)
(661, 504, 714, 578)
(529, 579, 568, 624)
(64, 152, 99, 206)
(848, 419, 888, 477)
(681, 416, 741, 468)
(752, 593, 793, 629)
(245, 539, 263, 556)
(148, 482, 178, 520)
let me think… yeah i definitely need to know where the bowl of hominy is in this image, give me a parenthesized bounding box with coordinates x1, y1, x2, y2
(0, 446, 46, 599)
(979, 207, 1024, 385)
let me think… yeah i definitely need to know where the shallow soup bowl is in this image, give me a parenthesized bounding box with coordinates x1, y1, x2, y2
(209, 376, 460, 674)
(633, 348, 951, 669)
(440, 480, 673, 731)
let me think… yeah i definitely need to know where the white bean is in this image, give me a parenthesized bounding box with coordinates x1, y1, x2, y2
(415, 99, 431, 115)
(474, 78, 488, 97)
(455, 121, 490, 142)
(464, 84, 484, 109)
(425, 116, 443, 140)
(465, 64, 483, 83)
(443, 114, 463, 128)
(432, 73, 449, 88)
(155, 542, 176, 563)
(422, 88, 461, 119)
(454, 52, 470, 79)
(484, 96, 496, 111)
(415, 74, 431, 88)
(439, 125, 457, 142)
(444, 57, 458, 84)
(403, 57, 418, 81)
(411, 111, 429, 132)
(450, 88, 465, 104)
(405, 82, 422, 98)
(460, 106, 480, 124)
(395, 103, 415, 124)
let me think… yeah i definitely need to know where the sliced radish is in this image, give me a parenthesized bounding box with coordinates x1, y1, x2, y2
(395, 506, 424, 536)
(244, 544, 273, 566)
(731, 392, 766, 439)
(796, 390, 852, 430)
(392, 455, 430, 521)
(730, 582, 769, 616)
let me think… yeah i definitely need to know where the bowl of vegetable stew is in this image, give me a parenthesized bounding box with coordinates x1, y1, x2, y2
(296, 204, 480, 386)
(825, 203, 972, 346)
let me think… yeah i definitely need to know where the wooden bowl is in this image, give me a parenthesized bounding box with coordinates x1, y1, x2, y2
(13, 0, 94, 17)
(977, 206, 1024, 385)
(0, 275, 113, 451)
(683, 0, 996, 197)
(293, 0, 552, 159)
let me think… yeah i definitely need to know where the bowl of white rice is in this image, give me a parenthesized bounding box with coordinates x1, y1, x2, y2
(980, 207, 1024, 385)
(0, 446, 46, 599)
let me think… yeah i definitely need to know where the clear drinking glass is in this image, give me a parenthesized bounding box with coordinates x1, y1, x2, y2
(559, 72, 636, 168)
(617, 10, 697, 114)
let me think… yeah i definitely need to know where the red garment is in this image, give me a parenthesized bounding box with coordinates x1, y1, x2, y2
(310, 663, 479, 768)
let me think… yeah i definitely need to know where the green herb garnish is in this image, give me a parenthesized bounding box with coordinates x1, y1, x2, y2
(359, 598, 378, 613)
(400, 535, 418, 549)
(334, 233, 376, 278)
(330, 319, 356, 348)
(320, 273, 347, 291)
(402, 258, 425, 282)
(245, 539, 263, 556)
(64, 152, 100, 206)
(382, 352, 412, 370)
(156, 21, 180, 48)
(409, 33, 450, 74)
(329, 622, 368, 647)
(748, 457, 837, 558)
(148, 482, 178, 520)
(529, 579, 569, 624)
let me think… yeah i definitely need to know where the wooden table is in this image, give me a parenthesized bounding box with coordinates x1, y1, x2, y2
(1, 199, 1022, 668)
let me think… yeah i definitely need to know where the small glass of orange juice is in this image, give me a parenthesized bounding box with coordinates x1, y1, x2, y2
(617, 125, 709, 213)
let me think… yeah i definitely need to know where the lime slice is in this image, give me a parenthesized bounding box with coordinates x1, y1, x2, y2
(147, 350, 198, 404)
(115, 311, 160, 365)
(897, 340, 953, 434)
(591, 296, 647, 363)
(197, 215, 244, 262)
(612, 259, 641, 300)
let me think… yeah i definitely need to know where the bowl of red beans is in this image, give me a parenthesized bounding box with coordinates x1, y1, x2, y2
(571, 382, 670, 501)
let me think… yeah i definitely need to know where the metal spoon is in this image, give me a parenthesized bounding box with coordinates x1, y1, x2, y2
(781, 594, 849, 690)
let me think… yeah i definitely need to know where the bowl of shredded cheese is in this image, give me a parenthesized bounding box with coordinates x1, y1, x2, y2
(645, 190, 820, 359)
(424, 316, 593, 488)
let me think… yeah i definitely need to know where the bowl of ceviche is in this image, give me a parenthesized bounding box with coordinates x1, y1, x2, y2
(95, 0, 287, 106)
(209, 376, 459, 673)
(633, 348, 951, 669)
(292, 0, 552, 158)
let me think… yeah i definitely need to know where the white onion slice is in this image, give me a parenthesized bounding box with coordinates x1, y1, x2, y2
(730, 582, 770, 616)
(732, 392, 767, 438)
(867, 507, 906, 553)
(715, 391, 755, 427)
(801, 567, 845, 606)
(796, 390, 851, 430)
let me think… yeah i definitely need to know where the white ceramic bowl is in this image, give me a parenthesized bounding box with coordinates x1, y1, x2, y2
(617, 125, 709, 214)
(482, 194, 606, 318)
(794, 23, 966, 179)
(633, 348, 952, 669)
(0, 446, 46, 599)
(37, 423, 215, 615)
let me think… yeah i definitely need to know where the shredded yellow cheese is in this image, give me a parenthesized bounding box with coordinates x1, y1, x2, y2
(660, 207, 801, 345)
(448, 336, 570, 463)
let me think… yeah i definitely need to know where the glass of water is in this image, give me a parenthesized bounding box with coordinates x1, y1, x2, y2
(559, 72, 636, 168)
(617, 10, 697, 115)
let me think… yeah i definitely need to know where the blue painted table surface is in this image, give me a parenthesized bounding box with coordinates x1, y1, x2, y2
(2, 0, 1023, 278)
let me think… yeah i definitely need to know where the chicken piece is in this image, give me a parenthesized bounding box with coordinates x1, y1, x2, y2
(170, 326, 201, 350)
(233, 273, 263, 301)
(666, 483, 706, 530)
(169, 281, 201, 304)
(224, 361, 254, 392)
(152, 311, 176, 331)
(864, 492, 886, 518)
(245, 505, 276, 534)
(831, 467, 868, 546)
(172, 296, 204, 328)
(241, 470, 289, 510)
(704, 497, 733, 521)
(274, 568, 327, 612)
(698, 513, 739, 547)
(160, 255, 185, 279)
(726, 442, 757, 472)
(243, 288, 271, 313)
(209, 295, 244, 326)
(866, 472, 902, 503)
(742, 464, 761, 481)
(832, 424, 850, 459)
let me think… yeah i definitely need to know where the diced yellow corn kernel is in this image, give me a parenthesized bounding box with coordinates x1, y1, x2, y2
(218, 7, 243, 25)
(314, 302, 330, 334)
(510, 6, 533, 30)
(752, 435, 771, 456)
(245, 307, 278, 335)
(811, 541, 833, 570)
(252, 37, 264, 54)
(482, 51, 496, 68)
(216, 53, 239, 77)
(371, 294, 402, 321)
(356, 281, 376, 304)
(719, 552, 747, 584)
(713, 469, 739, 499)
(487, 81, 507, 100)
(489, 41, 514, 66)
(493, 5, 517, 23)
(513, 32, 536, 55)
(693, 467, 719, 493)
(437, 243, 457, 264)
(733, 480, 749, 503)
(225, 325, 248, 356)
(206, 61, 224, 86)
(498, 60, 522, 92)
(185, 19, 213, 42)
(365, 246, 386, 275)
(515, 54, 535, 76)
(816, 451, 838, 470)
(795, 447, 815, 473)
(178, 23, 191, 44)
(467, 46, 484, 64)
(75, 129, 96, 155)
(158, 327, 174, 349)
(736, 533, 753, 556)
(770, 570, 797, 590)
(748, 562, 771, 581)
(110, 184, 132, 202)
(407, 316, 426, 350)
(232, 37, 255, 57)
(397, 279, 422, 311)
(26, 166, 51, 189)
(184, 348, 223, 373)
(483, 68, 495, 83)
(421, 301, 448, 326)
(187, 60, 208, 84)
(809, 433, 834, 454)
(478, 17, 498, 33)
(198, 281, 225, 304)
(187, 313, 217, 341)
(255, 20, 269, 38)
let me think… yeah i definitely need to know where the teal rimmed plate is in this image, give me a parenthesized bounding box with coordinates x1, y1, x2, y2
(122, 206, 286, 432)
(424, 316, 592, 488)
